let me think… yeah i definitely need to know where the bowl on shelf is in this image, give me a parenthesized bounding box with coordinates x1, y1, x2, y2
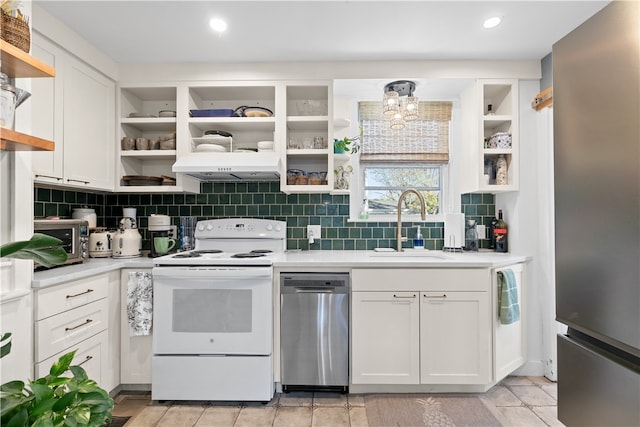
(158, 110, 176, 117)
(195, 144, 226, 152)
(122, 175, 163, 186)
(257, 140, 274, 151)
(159, 138, 176, 150)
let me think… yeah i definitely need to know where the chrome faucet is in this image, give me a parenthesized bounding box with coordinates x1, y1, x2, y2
(397, 189, 427, 251)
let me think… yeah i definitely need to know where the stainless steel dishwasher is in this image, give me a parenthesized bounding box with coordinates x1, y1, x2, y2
(280, 272, 349, 392)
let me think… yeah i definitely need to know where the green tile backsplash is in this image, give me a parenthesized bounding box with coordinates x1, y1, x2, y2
(34, 184, 495, 251)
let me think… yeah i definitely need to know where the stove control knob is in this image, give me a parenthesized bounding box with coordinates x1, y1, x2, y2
(266, 224, 273, 231)
(206, 224, 214, 231)
(275, 224, 282, 232)
(198, 224, 205, 231)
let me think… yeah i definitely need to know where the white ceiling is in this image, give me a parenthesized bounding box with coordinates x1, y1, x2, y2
(33, 0, 609, 65)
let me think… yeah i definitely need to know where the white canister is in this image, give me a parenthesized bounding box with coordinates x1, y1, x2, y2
(123, 207, 137, 220)
(0, 74, 16, 130)
(72, 208, 97, 228)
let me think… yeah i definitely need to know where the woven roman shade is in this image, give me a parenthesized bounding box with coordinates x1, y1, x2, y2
(358, 101, 452, 163)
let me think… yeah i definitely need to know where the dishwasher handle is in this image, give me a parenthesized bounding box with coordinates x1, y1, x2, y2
(292, 286, 339, 293)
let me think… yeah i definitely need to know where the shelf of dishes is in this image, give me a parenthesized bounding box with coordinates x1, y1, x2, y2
(286, 169, 328, 186)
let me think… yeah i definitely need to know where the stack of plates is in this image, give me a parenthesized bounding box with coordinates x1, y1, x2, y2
(257, 140, 274, 152)
(195, 144, 227, 152)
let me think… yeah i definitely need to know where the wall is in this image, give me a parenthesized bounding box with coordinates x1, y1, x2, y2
(35, 184, 496, 252)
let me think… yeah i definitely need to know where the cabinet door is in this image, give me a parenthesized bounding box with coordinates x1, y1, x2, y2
(31, 34, 65, 182)
(63, 58, 114, 190)
(351, 291, 419, 384)
(494, 264, 525, 381)
(420, 291, 491, 384)
(120, 269, 153, 385)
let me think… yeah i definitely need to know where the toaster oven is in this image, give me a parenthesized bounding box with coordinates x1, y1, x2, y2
(33, 219, 89, 270)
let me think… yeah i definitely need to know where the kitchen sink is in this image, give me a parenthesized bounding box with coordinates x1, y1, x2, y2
(369, 249, 451, 259)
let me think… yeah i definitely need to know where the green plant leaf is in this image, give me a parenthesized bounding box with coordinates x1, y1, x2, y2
(77, 391, 109, 407)
(31, 413, 55, 427)
(29, 395, 57, 419)
(68, 366, 88, 382)
(0, 332, 12, 359)
(50, 351, 76, 377)
(4, 408, 28, 427)
(1, 394, 31, 417)
(51, 390, 77, 413)
(0, 234, 68, 268)
(30, 383, 54, 403)
(67, 406, 91, 425)
(1, 380, 25, 394)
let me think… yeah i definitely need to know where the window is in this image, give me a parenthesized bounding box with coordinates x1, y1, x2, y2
(352, 101, 453, 219)
(363, 165, 442, 215)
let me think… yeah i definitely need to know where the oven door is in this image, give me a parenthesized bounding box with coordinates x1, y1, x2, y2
(152, 266, 272, 355)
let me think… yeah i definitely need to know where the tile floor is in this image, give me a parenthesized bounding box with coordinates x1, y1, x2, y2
(112, 376, 564, 427)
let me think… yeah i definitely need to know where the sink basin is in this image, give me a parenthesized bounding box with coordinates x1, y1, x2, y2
(369, 249, 450, 259)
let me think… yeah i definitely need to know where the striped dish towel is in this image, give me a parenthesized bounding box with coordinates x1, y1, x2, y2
(497, 269, 520, 325)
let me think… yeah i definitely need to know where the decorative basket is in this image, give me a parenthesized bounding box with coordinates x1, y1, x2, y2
(1, 9, 30, 53)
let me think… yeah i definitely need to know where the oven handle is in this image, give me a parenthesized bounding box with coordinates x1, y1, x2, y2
(152, 266, 272, 280)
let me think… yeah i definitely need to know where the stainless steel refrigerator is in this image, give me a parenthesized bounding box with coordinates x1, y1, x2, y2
(553, 1, 640, 426)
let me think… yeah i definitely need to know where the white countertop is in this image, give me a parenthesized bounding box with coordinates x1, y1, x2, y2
(32, 257, 155, 288)
(32, 250, 530, 289)
(276, 249, 529, 269)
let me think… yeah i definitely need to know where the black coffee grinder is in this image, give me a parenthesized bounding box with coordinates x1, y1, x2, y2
(148, 214, 174, 257)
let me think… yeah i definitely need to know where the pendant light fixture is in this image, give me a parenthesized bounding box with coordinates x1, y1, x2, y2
(383, 80, 418, 129)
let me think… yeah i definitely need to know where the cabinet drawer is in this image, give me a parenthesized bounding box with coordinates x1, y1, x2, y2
(35, 298, 108, 362)
(35, 274, 108, 320)
(352, 268, 490, 292)
(35, 330, 108, 387)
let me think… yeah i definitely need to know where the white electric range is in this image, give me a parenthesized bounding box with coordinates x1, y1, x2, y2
(151, 218, 286, 402)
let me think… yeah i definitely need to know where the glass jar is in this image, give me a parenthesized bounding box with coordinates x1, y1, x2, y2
(0, 73, 16, 129)
(495, 154, 508, 185)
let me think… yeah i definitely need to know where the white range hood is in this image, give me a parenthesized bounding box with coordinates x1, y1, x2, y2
(172, 152, 281, 181)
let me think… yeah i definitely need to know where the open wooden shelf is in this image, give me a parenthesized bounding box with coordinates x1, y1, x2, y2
(1, 128, 55, 151)
(1, 40, 55, 78)
(1, 40, 56, 151)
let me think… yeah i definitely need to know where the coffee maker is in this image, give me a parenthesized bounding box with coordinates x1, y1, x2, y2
(148, 214, 174, 257)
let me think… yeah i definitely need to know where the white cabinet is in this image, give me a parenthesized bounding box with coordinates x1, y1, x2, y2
(420, 291, 491, 384)
(283, 82, 333, 193)
(33, 271, 119, 392)
(116, 84, 198, 193)
(460, 79, 519, 193)
(351, 268, 492, 386)
(351, 291, 420, 384)
(31, 33, 115, 191)
(120, 268, 152, 385)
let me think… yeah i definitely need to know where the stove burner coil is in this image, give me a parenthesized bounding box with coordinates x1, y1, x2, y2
(173, 252, 202, 258)
(250, 249, 273, 254)
(194, 249, 223, 254)
(231, 253, 266, 258)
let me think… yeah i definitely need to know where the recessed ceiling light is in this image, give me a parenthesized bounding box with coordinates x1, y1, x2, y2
(209, 17, 228, 33)
(483, 16, 502, 29)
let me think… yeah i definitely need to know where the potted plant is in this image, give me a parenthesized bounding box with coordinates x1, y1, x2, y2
(0, 336, 114, 427)
(1, 236, 113, 426)
(333, 136, 361, 154)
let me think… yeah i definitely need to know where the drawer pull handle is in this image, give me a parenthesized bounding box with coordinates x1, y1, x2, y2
(35, 174, 62, 181)
(65, 318, 93, 331)
(424, 294, 447, 298)
(66, 289, 94, 299)
(393, 294, 417, 298)
(66, 178, 91, 185)
(77, 355, 93, 366)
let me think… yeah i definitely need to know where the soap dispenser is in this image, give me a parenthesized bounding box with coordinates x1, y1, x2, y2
(413, 226, 424, 249)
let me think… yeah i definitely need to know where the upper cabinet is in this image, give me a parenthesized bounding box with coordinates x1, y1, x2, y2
(186, 83, 276, 153)
(30, 33, 115, 191)
(460, 79, 519, 193)
(283, 82, 333, 193)
(0, 40, 55, 151)
(116, 84, 197, 193)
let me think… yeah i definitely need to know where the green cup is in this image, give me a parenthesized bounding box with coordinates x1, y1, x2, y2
(154, 237, 176, 254)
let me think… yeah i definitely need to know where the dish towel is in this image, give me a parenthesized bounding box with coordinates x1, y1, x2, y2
(127, 271, 153, 336)
(497, 269, 520, 325)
